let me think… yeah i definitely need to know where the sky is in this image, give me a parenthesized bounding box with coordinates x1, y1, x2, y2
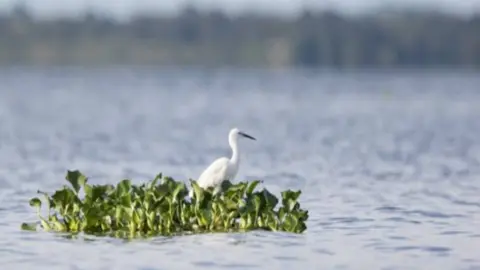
(1, 0, 479, 19)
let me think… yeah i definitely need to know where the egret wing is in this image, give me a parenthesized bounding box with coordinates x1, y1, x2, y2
(197, 157, 230, 188)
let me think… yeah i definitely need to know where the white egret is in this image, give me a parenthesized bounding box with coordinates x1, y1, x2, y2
(189, 127, 256, 198)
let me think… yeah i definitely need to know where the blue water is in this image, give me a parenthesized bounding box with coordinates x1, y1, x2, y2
(0, 67, 479, 270)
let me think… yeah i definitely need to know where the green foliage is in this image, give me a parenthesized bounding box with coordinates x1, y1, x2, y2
(21, 170, 309, 238)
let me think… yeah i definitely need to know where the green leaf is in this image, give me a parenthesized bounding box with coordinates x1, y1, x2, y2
(84, 207, 103, 228)
(247, 212, 254, 228)
(123, 207, 133, 220)
(29, 197, 42, 210)
(21, 222, 37, 231)
(84, 184, 93, 199)
(115, 206, 123, 224)
(66, 216, 79, 232)
(237, 198, 247, 209)
(257, 215, 264, 227)
(227, 211, 238, 225)
(172, 182, 186, 202)
(40, 219, 51, 231)
(281, 190, 301, 203)
(239, 215, 247, 229)
(197, 209, 212, 227)
(150, 173, 162, 189)
(286, 199, 299, 212)
(66, 170, 87, 194)
(120, 194, 132, 208)
(72, 203, 80, 214)
(262, 188, 278, 210)
(51, 188, 79, 216)
(267, 221, 277, 231)
(50, 215, 67, 232)
(154, 185, 170, 201)
(161, 176, 175, 187)
(295, 220, 307, 233)
(147, 211, 156, 229)
(87, 184, 113, 202)
(225, 182, 247, 200)
(220, 180, 233, 191)
(215, 200, 228, 215)
(278, 207, 286, 222)
(133, 210, 141, 226)
(281, 190, 302, 212)
(252, 194, 262, 214)
(116, 179, 132, 198)
(246, 180, 261, 196)
(297, 209, 309, 222)
(51, 188, 71, 205)
(101, 217, 111, 231)
(37, 190, 52, 214)
(190, 180, 204, 203)
(142, 192, 153, 211)
(223, 197, 238, 210)
(266, 210, 278, 231)
(283, 214, 298, 232)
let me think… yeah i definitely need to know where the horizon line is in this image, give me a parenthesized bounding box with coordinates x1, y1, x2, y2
(1, 1, 479, 21)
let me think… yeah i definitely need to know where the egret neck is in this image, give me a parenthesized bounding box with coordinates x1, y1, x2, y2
(229, 132, 240, 167)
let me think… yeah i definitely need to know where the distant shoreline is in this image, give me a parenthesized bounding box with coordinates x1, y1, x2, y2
(1, 5, 479, 68)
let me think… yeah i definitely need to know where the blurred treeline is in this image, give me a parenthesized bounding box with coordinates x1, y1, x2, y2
(1, 3, 479, 68)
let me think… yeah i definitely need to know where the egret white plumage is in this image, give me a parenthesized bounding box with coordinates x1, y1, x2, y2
(189, 127, 256, 198)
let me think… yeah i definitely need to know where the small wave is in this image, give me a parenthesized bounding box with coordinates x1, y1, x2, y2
(422, 189, 480, 208)
(439, 230, 467, 235)
(383, 217, 421, 224)
(393, 245, 451, 254)
(404, 210, 465, 219)
(375, 205, 465, 219)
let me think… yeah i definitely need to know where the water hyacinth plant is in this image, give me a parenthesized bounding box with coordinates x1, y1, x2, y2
(21, 170, 308, 238)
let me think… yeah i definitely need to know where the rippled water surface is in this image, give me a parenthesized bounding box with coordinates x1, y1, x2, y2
(0, 67, 479, 270)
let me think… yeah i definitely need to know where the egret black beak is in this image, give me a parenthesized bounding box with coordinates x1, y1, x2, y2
(239, 131, 256, 141)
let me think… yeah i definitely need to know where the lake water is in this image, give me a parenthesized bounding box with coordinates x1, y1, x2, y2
(0, 67, 479, 270)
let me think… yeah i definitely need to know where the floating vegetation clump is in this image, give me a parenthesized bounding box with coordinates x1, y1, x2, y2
(21, 170, 308, 238)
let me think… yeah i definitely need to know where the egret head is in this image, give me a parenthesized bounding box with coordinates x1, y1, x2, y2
(229, 127, 256, 144)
